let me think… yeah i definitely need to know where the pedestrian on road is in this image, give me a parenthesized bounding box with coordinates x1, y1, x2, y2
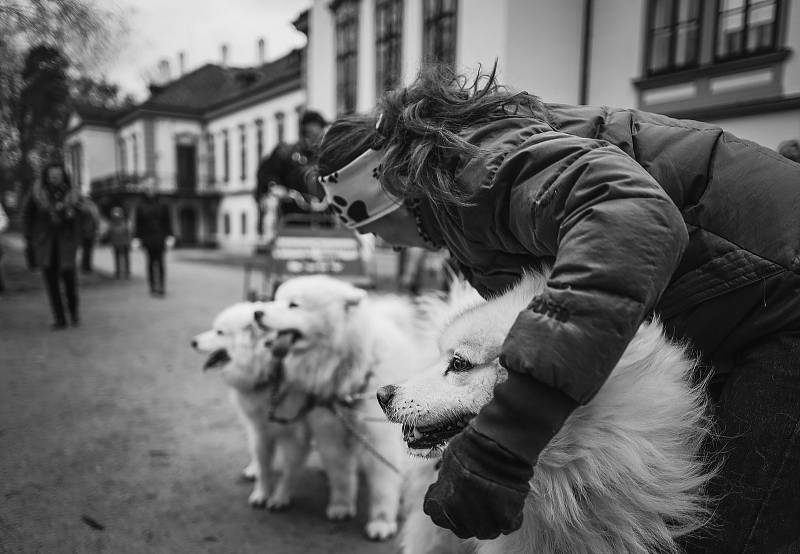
(315, 66, 800, 553)
(108, 206, 131, 279)
(79, 196, 100, 273)
(23, 163, 83, 329)
(0, 201, 8, 294)
(133, 182, 173, 296)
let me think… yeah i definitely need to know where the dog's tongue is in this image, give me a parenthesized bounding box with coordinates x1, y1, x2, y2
(271, 331, 300, 359)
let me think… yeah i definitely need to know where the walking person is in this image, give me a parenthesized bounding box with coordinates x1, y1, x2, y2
(314, 66, 800, 553)
(107, 206, 131, 279)
(79, 196, 99, 273)
(0, 201, 8, 294)
(133, 183, 173, 296)
(23, 163, 83, 329)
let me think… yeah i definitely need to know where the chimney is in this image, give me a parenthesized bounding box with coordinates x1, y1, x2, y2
(158, 58, 171, 83)
(178, 51, 186, 76)
(221, 43, 229, 67)
(257, 38, 266, 65)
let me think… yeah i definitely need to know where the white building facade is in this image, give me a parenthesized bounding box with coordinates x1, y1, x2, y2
(302, 0, 800, 149)
(64, 48, 308, 251)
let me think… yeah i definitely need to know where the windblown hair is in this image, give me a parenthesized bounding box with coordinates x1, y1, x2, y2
(317, 64, 550, 207)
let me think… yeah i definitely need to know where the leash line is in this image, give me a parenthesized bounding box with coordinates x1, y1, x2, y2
(329, 404, 402, 476)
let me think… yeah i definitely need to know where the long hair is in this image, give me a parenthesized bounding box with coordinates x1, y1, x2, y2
(317, 64, 549, 207)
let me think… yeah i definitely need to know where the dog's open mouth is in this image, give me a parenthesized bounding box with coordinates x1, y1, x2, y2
(401, 416, 475, 450)
(203, 348, 231, 370)
(270, 329, 303, 359)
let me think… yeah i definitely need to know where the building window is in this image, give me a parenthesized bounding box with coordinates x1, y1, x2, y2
(275, 112, 285, 143)
(646, 0, 702, 75)
(376, 0, 403, 95)
(241, 211, 247, 235)
(118, 138, 127, 175)
(222, 129, 229, 183)
(223, 212, 230, 235)
(422, 0, 458, 66)
(239, 124, 247, 181)
(206, 133, 216, 186)
(334, 0, 359, 114)
(131, 134, 139, 175)
(715, 0, 780, 61)
(255, 119, 264, 160)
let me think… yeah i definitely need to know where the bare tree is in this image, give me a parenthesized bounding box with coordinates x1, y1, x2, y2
(0, 0, 130, 198)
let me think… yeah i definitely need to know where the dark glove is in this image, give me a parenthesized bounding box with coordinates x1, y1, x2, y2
(423, 424, 532, 540)
(424, 370, 579, 539)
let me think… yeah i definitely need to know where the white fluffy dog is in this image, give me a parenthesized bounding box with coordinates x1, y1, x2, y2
(192, 302, 311, 510)
(378, 274, 714, 554)
(257, 275, 434, 541)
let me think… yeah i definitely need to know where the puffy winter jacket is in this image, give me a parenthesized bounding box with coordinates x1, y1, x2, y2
(416, 104, 800, 462)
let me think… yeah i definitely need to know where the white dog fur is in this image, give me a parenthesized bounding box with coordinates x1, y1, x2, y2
(380, 274, 714, 554)
(192, 302, 311, 510)
(258, 275, 436, 541)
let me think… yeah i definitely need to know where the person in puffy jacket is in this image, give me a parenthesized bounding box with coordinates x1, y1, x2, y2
(313, 66, 800, 554)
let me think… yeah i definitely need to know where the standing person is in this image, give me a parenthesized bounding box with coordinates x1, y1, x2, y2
(23, 163, 83, 329)
(79, 196, 100, 273)
(0, 201, 8, 294)
(315, 67, 800, 553)
(133, 183, 173, 296)
(107, 206, 131, 279)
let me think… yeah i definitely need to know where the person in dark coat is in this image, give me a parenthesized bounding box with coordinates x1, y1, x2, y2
(79, 196, 99, 273)
(133, 183, 173, 296)
(23, 163, 83, 329)
(254, 110, 329, 237)
(314, 66, 800, 554)
(107, 206, 131, 279)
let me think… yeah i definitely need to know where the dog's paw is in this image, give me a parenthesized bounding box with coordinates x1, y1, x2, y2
(248, 488, 268, 509)
(326, 503, 356, 521)
(364, 519, 398, 541)
(242, 462, 257, 481)
(266, 491, 292, 511)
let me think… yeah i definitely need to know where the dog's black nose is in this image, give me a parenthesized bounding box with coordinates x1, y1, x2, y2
(190, 339, 197, 348)
(254, 310, 264, 322)
(376, 385, 397, 412)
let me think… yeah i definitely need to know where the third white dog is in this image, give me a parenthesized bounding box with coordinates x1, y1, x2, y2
(378, 274, 715, 554)
(192, 302, 311, 510)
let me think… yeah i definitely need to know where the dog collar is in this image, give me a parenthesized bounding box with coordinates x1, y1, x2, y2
(317, 148, 402, 229)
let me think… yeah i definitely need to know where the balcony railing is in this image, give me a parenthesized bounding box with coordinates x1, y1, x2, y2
(90, 173, 221, 196)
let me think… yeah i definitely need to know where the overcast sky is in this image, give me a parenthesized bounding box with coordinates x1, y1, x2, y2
(105, 0, 311, 100)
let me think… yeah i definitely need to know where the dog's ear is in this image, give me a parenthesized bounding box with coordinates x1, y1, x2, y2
(344, 287, 367, 310)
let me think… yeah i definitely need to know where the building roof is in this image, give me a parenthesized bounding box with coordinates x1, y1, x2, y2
(72, 103, 130, 126)
(111, 47, 305, 125)
(66, 48, 304, 136)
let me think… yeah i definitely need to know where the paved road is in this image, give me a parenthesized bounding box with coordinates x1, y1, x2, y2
(0, 238, 401, 554)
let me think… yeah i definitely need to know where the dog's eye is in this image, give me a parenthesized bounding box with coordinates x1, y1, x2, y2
(447, 355, 473, 373)
(216, 330, 224, 336)
(288, 301, 299, 308)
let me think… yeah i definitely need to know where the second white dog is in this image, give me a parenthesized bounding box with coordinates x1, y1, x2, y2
(257, 275, 436, 540)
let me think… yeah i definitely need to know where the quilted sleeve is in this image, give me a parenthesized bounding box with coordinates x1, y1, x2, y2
(471, 130, 688, 462)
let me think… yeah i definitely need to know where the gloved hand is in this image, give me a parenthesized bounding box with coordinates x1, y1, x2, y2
(424, 370, 579, 540)
(423, 424, 532, 540)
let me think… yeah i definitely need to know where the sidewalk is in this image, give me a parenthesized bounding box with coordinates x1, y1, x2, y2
(0, 234, 399, 554)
